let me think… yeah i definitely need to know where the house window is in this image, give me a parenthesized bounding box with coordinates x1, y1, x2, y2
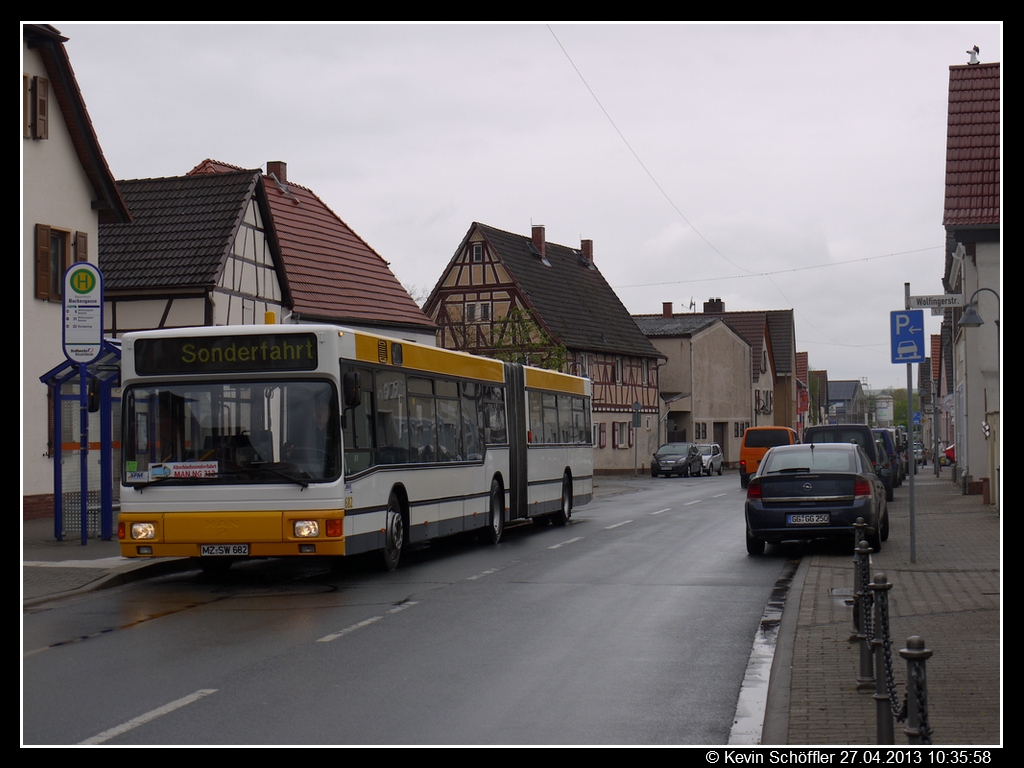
(466, 304, 476, 322)
(35, 224, 81, 301)
(472, 243, 483, 263)
(480, 302, 490, 322)
(614, 421, 630, 449)
(616, 357, 623, 386)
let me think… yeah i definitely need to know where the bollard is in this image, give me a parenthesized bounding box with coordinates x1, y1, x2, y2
(900, 636, 933, 745)
(871, 571, 894, 744)
(854, 539, 875, 690)
(852, 518, 867, 634)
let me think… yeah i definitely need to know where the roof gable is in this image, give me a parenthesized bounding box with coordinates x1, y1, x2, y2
(23, 24, 130, 224)
(99, 170, 263, 291)
(465, 223, 660, 359)
(190, 160, 434, 332)
(944, 62, 1000, 228)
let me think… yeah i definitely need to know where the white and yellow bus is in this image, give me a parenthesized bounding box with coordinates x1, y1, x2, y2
(118, 324, 593, 570)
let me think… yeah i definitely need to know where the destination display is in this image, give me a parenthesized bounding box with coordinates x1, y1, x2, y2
(134, 333, 319, 375)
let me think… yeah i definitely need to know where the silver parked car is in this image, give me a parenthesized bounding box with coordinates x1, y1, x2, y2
(699, 443, 724, 476)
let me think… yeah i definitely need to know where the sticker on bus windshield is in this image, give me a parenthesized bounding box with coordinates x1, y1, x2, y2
(150, 461, 220, 479)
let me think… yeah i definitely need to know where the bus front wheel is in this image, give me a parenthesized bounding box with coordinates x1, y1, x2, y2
(382, 492, 404, 571)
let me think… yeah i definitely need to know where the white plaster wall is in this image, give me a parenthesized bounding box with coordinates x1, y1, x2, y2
(23, 42, 102, 498)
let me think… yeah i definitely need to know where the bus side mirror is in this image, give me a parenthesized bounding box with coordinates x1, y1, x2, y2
(343, 371, 361, 409)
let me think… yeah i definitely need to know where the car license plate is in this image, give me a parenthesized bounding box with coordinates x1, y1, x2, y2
(201, 544, 249, 556)
(787, 513, 829, 525)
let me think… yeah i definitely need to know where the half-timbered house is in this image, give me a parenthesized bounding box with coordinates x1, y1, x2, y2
(424, 223, 663, 473)
(100, 169, 289, 334)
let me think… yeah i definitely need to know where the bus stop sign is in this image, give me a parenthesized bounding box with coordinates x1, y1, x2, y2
(63, 263, 104, 364)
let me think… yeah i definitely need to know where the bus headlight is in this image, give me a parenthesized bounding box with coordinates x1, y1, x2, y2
(131, 522, 157, 540)
(293, 520, 319, 538)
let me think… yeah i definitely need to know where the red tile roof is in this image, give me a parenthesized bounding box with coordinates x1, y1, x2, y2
(189, 159, 435, 332)
(944, 63, 1000, 227)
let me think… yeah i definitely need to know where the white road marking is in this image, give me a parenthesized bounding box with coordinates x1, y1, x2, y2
(467, 568, 499, 580)
(684, 499, 702, 506)
(317, 615, 382, 642)
(318, 601, 419, 642)
(79, 689, 217, 744)
(604, 520, 633, 529)
(548, 537, 584, 549)
(650, 508, 671, 515)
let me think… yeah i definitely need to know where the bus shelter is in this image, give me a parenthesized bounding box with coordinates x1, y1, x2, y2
(38, 340, 121, 543)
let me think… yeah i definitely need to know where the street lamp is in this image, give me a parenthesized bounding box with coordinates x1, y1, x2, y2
(959, 287, 1000, 328)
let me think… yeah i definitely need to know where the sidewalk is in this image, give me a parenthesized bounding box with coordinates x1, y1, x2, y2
(765, 465, 1001, 746)
(22, 467, 1000, 745)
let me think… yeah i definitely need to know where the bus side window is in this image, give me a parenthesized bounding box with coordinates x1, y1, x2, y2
(343, 366, 376, 474)
(376, 370, 408, 465)
(482, 386, 507, 445)
(460, 382, 482, 460)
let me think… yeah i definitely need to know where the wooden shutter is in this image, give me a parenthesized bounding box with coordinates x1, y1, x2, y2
(35, 223, 51, 299)
(75, 231, 88, 262)
(32, 76, 48, 140)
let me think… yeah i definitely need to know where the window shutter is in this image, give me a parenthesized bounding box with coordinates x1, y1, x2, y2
(35, 223, 51, 300)
(33, 76, 48, 140)
(75, 231, 88, 262)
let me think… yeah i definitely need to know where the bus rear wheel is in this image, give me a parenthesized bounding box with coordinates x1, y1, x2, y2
(382, 492, 404, 571)
(486, 479, 504, 544)
(553, 475, 572, 526)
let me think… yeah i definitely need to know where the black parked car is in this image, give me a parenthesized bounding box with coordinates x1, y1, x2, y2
(803, 424, 894, 501)
(744, 443, 889, 555)
(651, 442, 703, 477)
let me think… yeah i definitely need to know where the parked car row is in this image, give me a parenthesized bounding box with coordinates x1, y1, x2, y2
(651, 442, 724, 477)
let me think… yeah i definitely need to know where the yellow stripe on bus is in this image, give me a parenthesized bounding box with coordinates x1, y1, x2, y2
(524, 367, 586, 395)
(353, 333, 504, 382)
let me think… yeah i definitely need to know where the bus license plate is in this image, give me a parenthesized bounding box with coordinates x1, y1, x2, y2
(787, 513, 829, 525)
(201, 544, 249, 556)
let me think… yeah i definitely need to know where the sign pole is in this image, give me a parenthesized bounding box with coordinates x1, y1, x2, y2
(63, 263, 104, 545)
(904, 283, 916, 563)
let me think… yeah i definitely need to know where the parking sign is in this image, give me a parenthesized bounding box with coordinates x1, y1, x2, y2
(890, 310, 924, 364)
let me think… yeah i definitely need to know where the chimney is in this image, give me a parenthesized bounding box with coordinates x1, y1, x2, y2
(704, 297, 725, 314)
(267, 161, 287, 182)
(581, 239, 593, 264)
(662, 302, 673, 318)
(531, 225, 545, 258)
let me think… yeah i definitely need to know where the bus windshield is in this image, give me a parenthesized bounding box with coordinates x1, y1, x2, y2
(122, 379, 340, 485)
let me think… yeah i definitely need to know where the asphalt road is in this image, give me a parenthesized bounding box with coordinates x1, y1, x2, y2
(23, 473, 789, 745)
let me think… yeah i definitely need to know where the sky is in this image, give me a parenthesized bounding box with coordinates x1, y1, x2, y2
(41, 22, 1002, 391)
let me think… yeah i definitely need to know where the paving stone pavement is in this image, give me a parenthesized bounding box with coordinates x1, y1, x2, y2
(775, 469, 1000, 746)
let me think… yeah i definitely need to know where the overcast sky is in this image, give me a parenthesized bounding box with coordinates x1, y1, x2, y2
(43, 22, 1002, 391)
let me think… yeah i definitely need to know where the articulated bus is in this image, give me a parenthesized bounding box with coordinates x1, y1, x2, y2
(118, 324, 593, 570)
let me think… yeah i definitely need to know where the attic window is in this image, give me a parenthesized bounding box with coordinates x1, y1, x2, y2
(526, 240, 552, 267)
(472, 243, 483, 263)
